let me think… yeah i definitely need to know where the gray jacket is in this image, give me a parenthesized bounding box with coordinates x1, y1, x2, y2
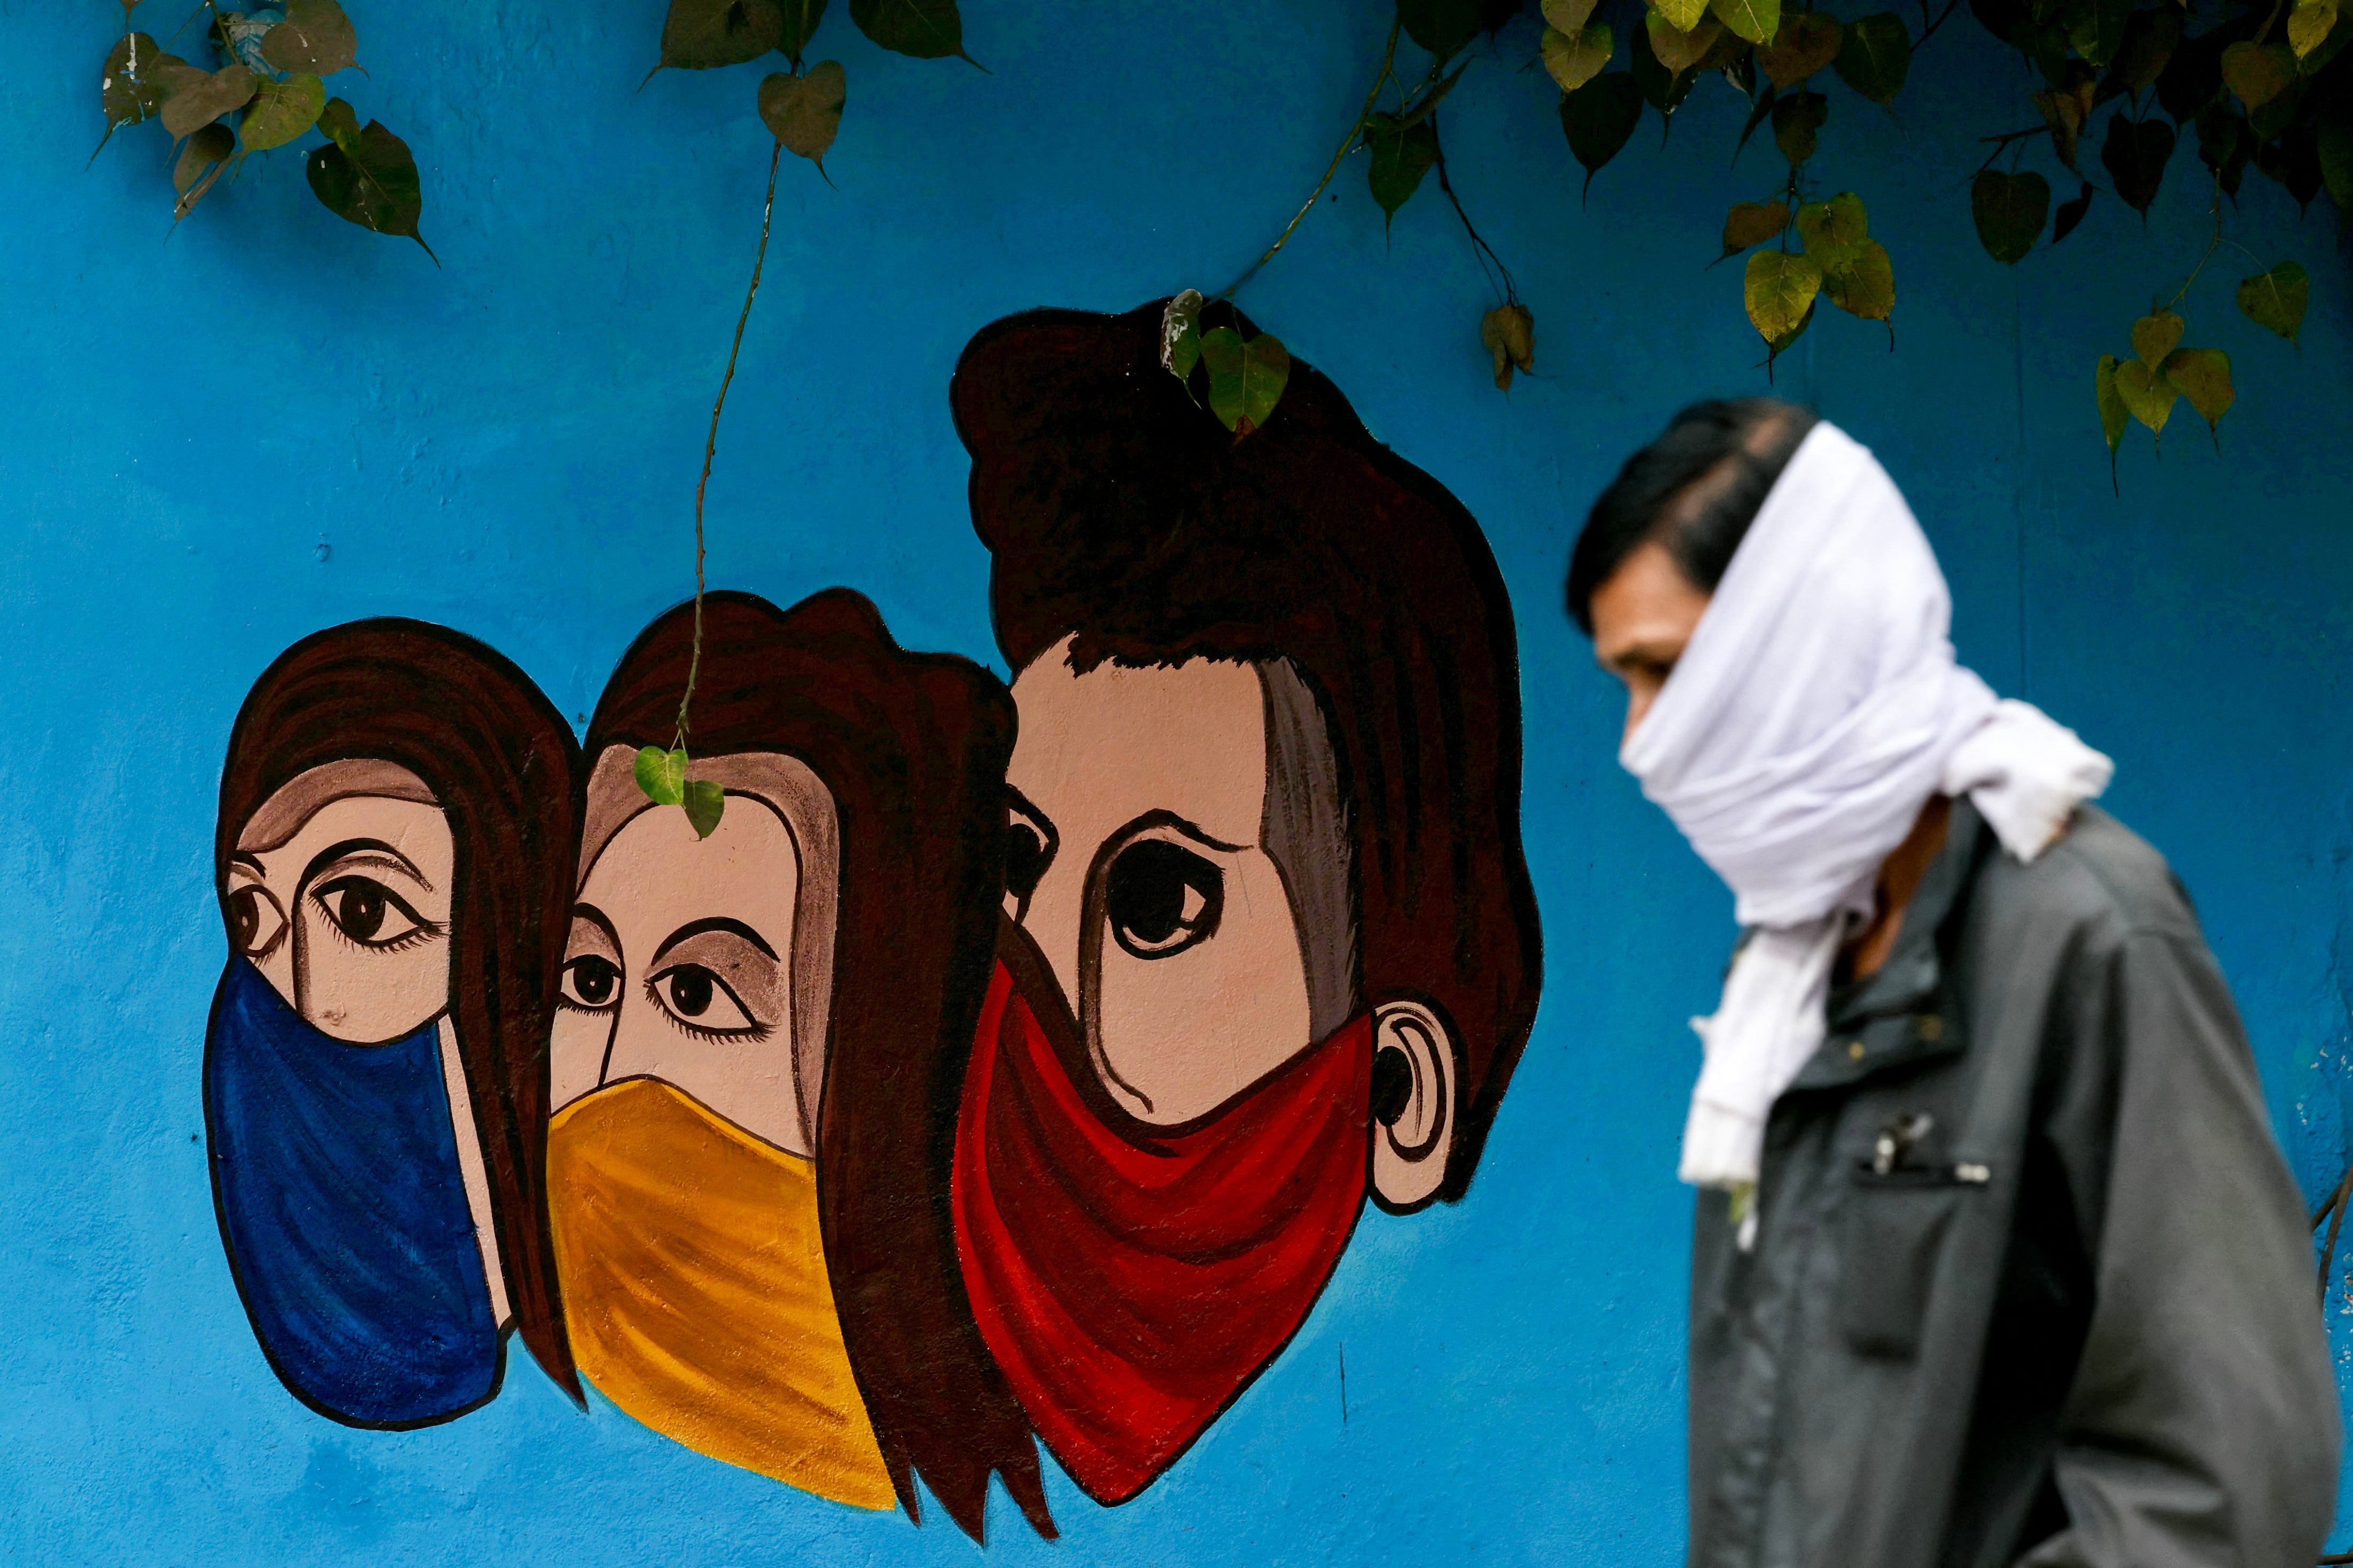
(1688, 801, 2340, 1568)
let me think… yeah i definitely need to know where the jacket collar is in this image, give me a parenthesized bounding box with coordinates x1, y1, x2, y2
(1791, 798, 1988, 1090)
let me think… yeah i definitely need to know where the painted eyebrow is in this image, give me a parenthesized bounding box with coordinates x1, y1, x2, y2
(227, 851, 265, 876)
(1101, 808, 1249, 857)
(1008, 785, 1060, 852)
(571, 902, 622, 952)
(651, 916, 779, 965)
(301, 837, 432, 891)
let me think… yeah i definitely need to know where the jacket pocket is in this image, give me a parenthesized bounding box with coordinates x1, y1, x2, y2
(1840, 1164, 1987, 1359)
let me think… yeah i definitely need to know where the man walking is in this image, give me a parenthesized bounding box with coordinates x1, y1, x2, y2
(1566, 399, 2339, 1567)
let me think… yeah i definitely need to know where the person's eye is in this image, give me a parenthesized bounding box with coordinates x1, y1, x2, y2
(1003, 796, 1058, 920)
(559, 954, 623, 1012)
(226, 885, 288, 958)
(1104, 839, 1224, 961)
(311, 876, 438, 951)
(648, 963, 764, 1039)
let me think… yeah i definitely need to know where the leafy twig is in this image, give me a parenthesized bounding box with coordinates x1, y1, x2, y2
(1220, 19, 1401, 299)
(1916, 0, 1966, 46)
(1435, 135, 1518, 305)
(675, 139, 782, 752)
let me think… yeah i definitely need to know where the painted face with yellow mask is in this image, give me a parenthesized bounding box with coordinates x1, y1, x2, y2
(543, 590, 1055, 1542)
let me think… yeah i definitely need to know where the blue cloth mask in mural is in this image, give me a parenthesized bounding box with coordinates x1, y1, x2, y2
(204, 956, 499, 1427)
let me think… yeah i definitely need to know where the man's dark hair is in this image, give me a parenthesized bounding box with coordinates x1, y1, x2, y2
(1564, 397, 1819, 634)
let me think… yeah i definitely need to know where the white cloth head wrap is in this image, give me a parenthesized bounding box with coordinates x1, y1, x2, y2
(1619, 422, 2111, 1231)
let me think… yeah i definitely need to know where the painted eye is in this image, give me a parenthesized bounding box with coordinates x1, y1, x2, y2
(560, 955, 622, 1011)
(649, 964, 760, 1035)
(1003, 794, 1058, 922)
(312, 876, 433, 949)
(226, 884, 288, 958)
(1105, 839, 1223, 960)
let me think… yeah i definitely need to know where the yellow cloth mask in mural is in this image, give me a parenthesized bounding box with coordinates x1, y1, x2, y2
(547, 1075, 895, 1510)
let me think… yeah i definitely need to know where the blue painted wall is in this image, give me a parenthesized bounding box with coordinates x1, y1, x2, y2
(3, 0, 2349, 1560)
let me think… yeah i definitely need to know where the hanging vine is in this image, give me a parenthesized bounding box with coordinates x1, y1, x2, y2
(1220, 0, 2336, 478)
(631, 0, 971, 831)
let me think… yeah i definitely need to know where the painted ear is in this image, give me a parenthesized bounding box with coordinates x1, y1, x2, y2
(1369, 999, 1456, 1211)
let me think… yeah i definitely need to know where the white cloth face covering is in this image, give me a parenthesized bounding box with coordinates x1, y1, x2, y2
(1618, 422, 2113, 1242)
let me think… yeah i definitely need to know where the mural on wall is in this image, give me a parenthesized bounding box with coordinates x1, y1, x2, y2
(201, 298, 1541, 1540)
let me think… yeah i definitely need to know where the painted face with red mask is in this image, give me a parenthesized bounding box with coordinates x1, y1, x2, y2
(952, 645, 1461, 1504)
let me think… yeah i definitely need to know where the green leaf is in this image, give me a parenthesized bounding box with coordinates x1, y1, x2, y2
(1647, 10, 1723, 73)
(1970, 168, 2049, 263)
(1363, 111, 1441, 224)
(175, 121, 234, 192)
(160, 63, 258, 140)
(2288, 0, 2338, 59)
(317, 93, 359, 150)
(1765, 298, 1816, 355)
(2113, 357, 2177, 438)
(1756, 10, 1839, 85)
(635, 746, 688, 806)
(1481, 303, 1535, 390)
(2160, 346, 2233, 432)
(2130, 309, 2183, 369)
(1161, 290, 1204, 385)
(1560, 72, 1644, 186)
(242, 72, 324, 152)
(1744, 248, 1823, 344)
(652, 0, 784, 75)
(1720, 198, 1790, 256)
(1628, 10, 1700, 110)
(2051, 180, 2094, 242)
(2094, 354, 2128, 455)
(172, 122, 235, 219)
(2099, 112, 2176, 214)
(1542, 22, 1615, 92)
(2103, 7, 2180, 99)
(2235, 260, 2308, 340)
(100, 34, 168, 134)
(1833, 12, 1911, 104)
(1652, 0, 1711, 34)
(759, 61, 845, 166)
(260, 0, 356, 75)
(780, 0, 827, 66)
(1399, 0, 1486, 59)
(1795, 191, 1869, 272)
(1711, 0, 1779, 46)
(1822, 238, 1894, 321)
(1199, 328, 1291, 436)
(849, 0, 969, 59)
(306, 115, 434, 260)
(682, 778, 726, 840)
(2320, 124, 2353, 214)
(2220, 40, 2296, 107)
(2195, 104, 2251, 197)
(1542, 0, 1600, 36)
(1772, 88, 1828, 164)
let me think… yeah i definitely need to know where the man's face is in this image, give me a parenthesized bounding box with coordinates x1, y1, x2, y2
(1590, 539, 1713, 744)
(1001, 642, 1318, 1127)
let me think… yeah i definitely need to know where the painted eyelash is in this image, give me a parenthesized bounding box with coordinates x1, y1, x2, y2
(642, 974, 774, 1044)
(308, 887, 446, 955)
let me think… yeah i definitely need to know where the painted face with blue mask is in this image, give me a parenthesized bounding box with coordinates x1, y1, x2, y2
(207, 757, 508, 1427)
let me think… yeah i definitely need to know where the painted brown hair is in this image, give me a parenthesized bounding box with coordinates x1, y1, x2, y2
(951, 298, 1543, 1205)
(583, 589, 1052, 1542)
(213, 619, 584, 1409)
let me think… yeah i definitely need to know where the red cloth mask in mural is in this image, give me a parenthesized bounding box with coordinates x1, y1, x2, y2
(952, 922, 1373, 1504)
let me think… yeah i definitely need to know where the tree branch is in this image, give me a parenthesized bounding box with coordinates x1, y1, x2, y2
(1219, 20, 1401, 300)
